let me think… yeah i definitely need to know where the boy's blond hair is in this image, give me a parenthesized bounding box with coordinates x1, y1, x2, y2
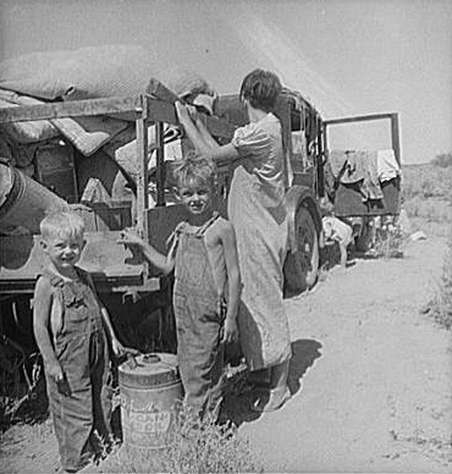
(173, 151, 216, 189)
(40, 211, 85, 241)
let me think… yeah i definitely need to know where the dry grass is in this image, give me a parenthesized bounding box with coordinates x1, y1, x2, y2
(372, 222, 406, 259)
(422, 235, 452, 330)
(405, 197, 452, 222)
(0, 351, 45, 430)
(402, 163, 452, 203)
(402, 163, 452, 237)
(403, 160, 452, 329)
(94, 405, 263, 474)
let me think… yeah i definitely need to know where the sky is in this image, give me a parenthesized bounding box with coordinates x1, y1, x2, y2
(0, 0, 451, 164)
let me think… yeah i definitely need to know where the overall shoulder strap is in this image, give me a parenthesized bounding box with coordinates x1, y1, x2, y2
(39, 269, 65, 289)
(74, 266, 90, 286)
(196, 212, 220, 237)
(166, 221, 187, 248)
(36, 271, 65, 323)
(76, 267, 99, 294)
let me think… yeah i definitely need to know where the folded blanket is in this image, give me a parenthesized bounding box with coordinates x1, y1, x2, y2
(0, 91, 59, 143)
(53, 115, 129, 157)
(102, 124, 183, 182)
(0, 89, 129, 156)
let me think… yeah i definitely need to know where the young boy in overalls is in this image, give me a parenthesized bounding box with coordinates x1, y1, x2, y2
(120, 153, 241, 418)
(33, 211, 124, 472)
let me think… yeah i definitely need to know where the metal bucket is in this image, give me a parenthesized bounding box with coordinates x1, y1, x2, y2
(118, 352, 183, 458)
(0, 161, 68, 234)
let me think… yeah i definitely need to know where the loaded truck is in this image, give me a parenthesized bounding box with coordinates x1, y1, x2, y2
(0, 77, 401, 411)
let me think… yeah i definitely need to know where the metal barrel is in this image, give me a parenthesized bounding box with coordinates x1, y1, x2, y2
(0, 161, 69, 234)
(118, 352, 183, 464)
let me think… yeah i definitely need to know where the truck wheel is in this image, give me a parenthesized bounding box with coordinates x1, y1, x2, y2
(283, 205, 319, 297)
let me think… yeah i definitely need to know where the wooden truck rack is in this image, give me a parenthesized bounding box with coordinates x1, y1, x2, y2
(0, 93, 241, 294)
(0, 88, 401, 297)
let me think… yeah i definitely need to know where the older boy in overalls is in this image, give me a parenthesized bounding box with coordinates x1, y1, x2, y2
(120, 153, 241, 417)
(33, 212, 124, 472)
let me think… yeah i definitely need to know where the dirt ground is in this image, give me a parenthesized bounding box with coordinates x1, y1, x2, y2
(0, 235, 450, 473)
(242, 235, 452, 472)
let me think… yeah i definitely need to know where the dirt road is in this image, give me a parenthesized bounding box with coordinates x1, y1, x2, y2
(1, 236, 450, 473)
(241, 236, 451, 472)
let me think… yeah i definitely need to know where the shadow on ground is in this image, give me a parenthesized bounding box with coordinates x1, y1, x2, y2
(220, 338, 322, 427)
(287, 339, 322, 395)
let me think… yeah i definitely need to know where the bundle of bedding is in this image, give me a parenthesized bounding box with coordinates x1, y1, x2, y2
(0, 45, 216, 199)
(0, 45, 214, 102)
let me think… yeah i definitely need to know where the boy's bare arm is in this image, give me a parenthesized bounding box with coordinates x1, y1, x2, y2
(220, 222, 242, 343)
(99, 306, 125, 357)
(33, 278, 63, 381)
(118, 229, 175, 275)
(191, 112, 241, 164)
(86, 273, 125, 357)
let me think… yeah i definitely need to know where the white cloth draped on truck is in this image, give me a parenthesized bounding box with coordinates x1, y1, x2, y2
(327, 149, 401, 202)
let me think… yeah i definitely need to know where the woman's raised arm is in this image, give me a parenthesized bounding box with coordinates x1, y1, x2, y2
(175, 102, 239, 165)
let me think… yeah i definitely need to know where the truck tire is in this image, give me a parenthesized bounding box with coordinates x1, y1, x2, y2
(283, 205, 319, 297)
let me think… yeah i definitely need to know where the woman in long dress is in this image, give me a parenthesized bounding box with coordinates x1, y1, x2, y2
(176, 69, 291, 411)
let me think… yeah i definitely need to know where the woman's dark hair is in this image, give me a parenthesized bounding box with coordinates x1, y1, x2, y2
(239, 69, 282, 112)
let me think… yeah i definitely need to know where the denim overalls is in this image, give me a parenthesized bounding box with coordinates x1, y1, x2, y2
(41, 268, 111, 472)
(172, 214, 225, 417)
